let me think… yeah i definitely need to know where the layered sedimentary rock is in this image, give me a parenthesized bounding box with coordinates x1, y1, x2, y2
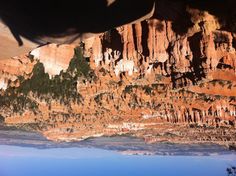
(0, 3, 236, 147)
(30, 44, 76, 77)
(0, 55, 35, 90)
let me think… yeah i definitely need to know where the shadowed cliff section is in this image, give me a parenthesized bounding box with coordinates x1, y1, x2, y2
(153, 0, 236, 36)
(0, 0, 236, 144)
(0, 0, 154, 45)
(1, 0, 235, 45)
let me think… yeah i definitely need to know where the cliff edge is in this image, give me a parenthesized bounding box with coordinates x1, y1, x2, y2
(0, 0, 236, 147)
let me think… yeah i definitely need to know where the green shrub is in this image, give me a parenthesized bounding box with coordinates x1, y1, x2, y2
(0, 46, 97, 113)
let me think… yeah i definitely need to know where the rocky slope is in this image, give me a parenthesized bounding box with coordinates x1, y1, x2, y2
(0, 1, 236, 147)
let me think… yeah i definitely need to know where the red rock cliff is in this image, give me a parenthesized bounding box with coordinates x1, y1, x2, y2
(0, 2, 236, 145)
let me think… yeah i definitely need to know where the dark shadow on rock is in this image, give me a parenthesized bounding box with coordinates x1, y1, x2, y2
(141, 21, 149, 57)
(0, 0, 154, 45)
(217, 58, 233, 70)
(168, 31, 207, 88)
(188, 31, 206, 84)
(102, 29, 123, 53)
(153, 0, 236, 35)
(153, 0, 193, 35)
(232, 37, 236, 50)
(187, 0, 236, 33)
(0, 0, 235, 45)
(155, 21, 164, 32)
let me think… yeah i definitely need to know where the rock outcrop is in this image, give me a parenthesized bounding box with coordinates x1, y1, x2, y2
(0, 55, 35, 90)
(30, 44, 76, 77)
(0, 1, 236, 146)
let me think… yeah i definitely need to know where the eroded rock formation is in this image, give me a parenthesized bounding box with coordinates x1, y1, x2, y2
(30, 44, 76, 77)
(0, 1, 236, 147)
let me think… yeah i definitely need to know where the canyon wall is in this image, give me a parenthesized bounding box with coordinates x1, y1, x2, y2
(0, 2, 236, 144)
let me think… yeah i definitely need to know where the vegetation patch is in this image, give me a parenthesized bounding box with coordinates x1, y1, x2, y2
(143, 85, 152, 95)
(123, 85, 138, 94)
(0, 46, 95, 114)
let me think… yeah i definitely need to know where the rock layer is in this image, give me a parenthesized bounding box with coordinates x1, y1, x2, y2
(0, 3, 236, 146)
(30, 44, 76, 77)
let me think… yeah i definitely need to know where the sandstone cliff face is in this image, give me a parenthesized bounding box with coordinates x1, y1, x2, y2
(0, 3, 236, 145)
(30, 44, 76, 77)
(0, 55, 35, 90)
(87, 15, 236, 86)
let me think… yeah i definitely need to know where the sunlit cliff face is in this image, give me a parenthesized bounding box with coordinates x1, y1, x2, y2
(0, 0, 236, 146)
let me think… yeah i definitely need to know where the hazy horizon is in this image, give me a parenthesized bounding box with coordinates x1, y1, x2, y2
(0, 144, 236, 176)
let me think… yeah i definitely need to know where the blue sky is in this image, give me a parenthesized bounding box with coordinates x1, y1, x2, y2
(0, 145, 235, 176)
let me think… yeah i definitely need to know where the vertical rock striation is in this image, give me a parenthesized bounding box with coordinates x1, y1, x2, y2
(0, 3, 236, 143)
